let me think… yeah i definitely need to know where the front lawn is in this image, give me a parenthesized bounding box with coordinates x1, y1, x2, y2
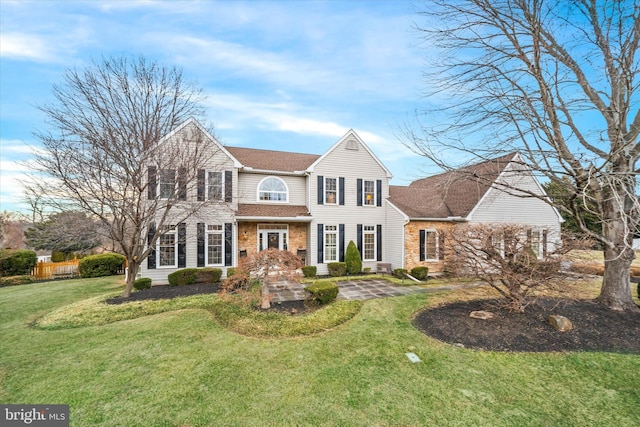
(1, 277, 638, 426)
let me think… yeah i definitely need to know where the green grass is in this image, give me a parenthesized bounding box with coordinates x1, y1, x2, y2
(1, 277, 639, 426)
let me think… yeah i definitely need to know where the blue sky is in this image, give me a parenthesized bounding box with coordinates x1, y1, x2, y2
(0, 0, 439, 213)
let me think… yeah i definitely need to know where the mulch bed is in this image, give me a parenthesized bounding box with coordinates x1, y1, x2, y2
(412, 298, 640, 353)
(106, 283, 221, 305)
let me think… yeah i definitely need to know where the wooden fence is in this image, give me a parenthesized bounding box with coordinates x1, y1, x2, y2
(31, 260, 80, 281)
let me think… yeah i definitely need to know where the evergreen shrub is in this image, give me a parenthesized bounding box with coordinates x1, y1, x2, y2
(78, 253, 125, 278)
(304, 280, 339, 305)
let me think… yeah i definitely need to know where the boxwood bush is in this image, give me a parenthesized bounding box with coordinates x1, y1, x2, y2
(411, 266, 429, 281)
(302, 265, 317, 278)
(78, 253, 125, 278)
(133, 278, 152, 290)
(0, 249, 37, 277)
(304, 280, 339, 305)
(328, 262, 346, 277)
(168, 267, 222, 286)
(345, 241, 362, 274)
(197, 267, 222, 283)
(393, 268, 408, 279)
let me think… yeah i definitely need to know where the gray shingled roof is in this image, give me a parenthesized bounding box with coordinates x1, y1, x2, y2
(225, 146, 320, 173)
(389, 153, 518, 219)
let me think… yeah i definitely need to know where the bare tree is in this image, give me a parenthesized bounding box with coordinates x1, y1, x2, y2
(408, 0, 640, 311)
(0, 211, 26, 250)
(25, 211, 102, 254)
(32, 56, 221, 297)
(445, 223, 569, 312)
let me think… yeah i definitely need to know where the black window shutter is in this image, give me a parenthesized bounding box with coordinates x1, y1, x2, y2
(376, 180, 382, 207)
(197, 223, 205, 267)
(224, 223, 233, 266)
(178, 168, 187, 201)
(147, 222, 156, 269)
(317, 224, 324, 263)
(225, 170, 233, 203)
(178, 223, 187, 268)
(317, 176, 324, 205)
(357, 179, 363, 206)
(376, 224, 382, 261)
(339, 224, 345, 262)
(339, 177, 345, 205)
(419, 230, 426, 262)
(148, 166, 157, 199)
(438, 231, 445, 260)
(357, 224, 363, 259)
(197, 169, 205, 201)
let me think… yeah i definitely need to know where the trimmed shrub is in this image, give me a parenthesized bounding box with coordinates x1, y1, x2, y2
(226, 267, 237, 278)
(77, 253, 126, 278)
(167, 268, 198, 286)
(393, 268, 408, 279)
(345, 241, 362, 274)
(302, 265, 317, 278)
(0, 275, 35, 287)
(305, 280, 339, 305)
(0, 249, 38, 277)
(411, 266, 429, 281)
(51, 250, 66, 262)
(133, 278, 152, 291)
(328, 262, 346, 277)
(197, 267, 222, 283)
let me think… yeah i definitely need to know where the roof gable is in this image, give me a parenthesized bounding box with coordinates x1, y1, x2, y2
(390, 152, 518, 219)
(307, 129, 393, 178)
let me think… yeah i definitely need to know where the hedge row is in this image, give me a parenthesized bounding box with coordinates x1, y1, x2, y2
(167, 268, 222, 286)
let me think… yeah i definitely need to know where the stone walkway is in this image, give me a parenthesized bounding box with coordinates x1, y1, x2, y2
(267, 279, 480, 303)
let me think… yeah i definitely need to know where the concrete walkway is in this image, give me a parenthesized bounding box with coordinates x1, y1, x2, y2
(267, 279, 480, 303)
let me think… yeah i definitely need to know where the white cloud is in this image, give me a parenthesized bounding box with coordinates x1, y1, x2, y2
(0, 33, 54, 62)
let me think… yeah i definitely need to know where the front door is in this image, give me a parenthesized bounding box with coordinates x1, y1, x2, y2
(267, 232, 280, 249)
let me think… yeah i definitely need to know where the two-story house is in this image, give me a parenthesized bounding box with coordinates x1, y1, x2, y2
(141, 118, 562, 284)
(141, 118, 392, 283)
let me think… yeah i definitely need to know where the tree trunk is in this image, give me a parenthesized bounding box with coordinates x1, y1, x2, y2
(597, 191, 639, 312)
(121, 259, 139, 298)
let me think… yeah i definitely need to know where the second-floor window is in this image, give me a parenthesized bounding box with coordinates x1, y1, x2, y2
(325, 178, 337, 204)
(159, 169, 176, 199)
(363, 180, 375, 205)
(208, 172, 223, 201)
(258, 177, 288, 202)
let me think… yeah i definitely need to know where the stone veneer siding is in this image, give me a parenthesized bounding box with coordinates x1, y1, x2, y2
(404, 220, 456, 273)
(237, 222, 308, 260)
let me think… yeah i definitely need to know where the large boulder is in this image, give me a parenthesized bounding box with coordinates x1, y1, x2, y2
(547, 315, 573, 332)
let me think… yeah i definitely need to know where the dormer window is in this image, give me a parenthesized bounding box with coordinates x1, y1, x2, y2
(258, 177, 288, 202)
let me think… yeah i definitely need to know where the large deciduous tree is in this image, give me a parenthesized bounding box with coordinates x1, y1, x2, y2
(25, 211, 102, 254)
(32, 56, 218, 297)
(409, 0, 640, 311)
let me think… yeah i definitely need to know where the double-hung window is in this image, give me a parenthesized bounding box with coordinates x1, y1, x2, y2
(158, 225, 177, 267)
(363, 225, 376, 261)
(159, 169, 176, 199)
(324, 225, 338, 262)
(363, 180, 375, 205)
(530, 230, 544, 258)
(491, 234, 504, 257)
(208, 172, 223, 201)
(206, 225, 223, 265)
(325, 178, 337, 204)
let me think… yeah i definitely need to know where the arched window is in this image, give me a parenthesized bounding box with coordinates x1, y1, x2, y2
(258, 177, 288, 202)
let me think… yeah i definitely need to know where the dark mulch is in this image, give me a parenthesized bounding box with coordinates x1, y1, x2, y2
(261, 299, 311, 315)
(106, 283, 221, 305)
(412, 298, 640, 353)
